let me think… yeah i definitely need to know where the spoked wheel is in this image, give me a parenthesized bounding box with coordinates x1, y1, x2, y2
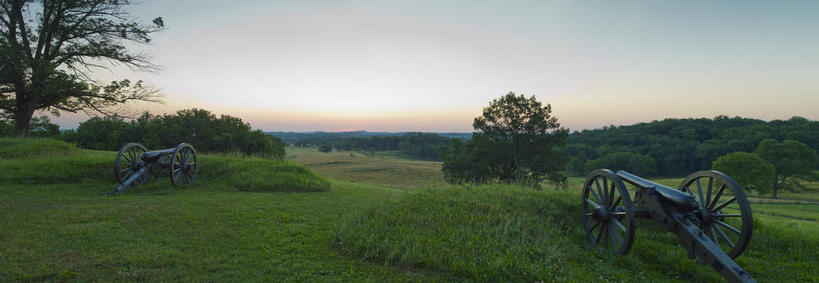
(679, 170, 752, 259)
(582, 169, 636, 255)
(115, 143, 148, 184)
(170, 143, 197, 187)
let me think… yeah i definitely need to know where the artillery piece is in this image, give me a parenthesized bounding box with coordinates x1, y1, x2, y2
(582, 169, 754, 283)
(107, 143, 198, 195)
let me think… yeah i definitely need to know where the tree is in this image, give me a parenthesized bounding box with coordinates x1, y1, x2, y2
(70, 108, 286, 158)
(0, 0, 164, 137)
(711, 152, 775, 195)
(443, 92, 568, 187)
(318, 144, 332, 153)
(73, 115, 130, 150)
(28, 115, 59, 137)
(755, 139, 819, 198)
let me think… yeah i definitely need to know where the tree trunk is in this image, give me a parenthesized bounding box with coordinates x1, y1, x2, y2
(13, 108, 34, 138)
(771, 174, 780, 199)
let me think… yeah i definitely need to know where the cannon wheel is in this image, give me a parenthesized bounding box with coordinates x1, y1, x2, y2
(114, 143, 148, 184)
(582, 169, 636, 255)
(679, 170, 752, 259)
(170, 143, 197, 187)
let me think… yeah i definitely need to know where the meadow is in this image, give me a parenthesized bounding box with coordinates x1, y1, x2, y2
(0, 141, 816, 281)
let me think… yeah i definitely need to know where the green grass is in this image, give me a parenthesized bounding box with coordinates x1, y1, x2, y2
(335, 185, 819, 282)
(0, 180, 457, 281)
(286, 146, 446, 189)
(0, 137, 81, 159)
(0, 140, 328, 193)
(0, 139, 448, 281)
(2, 139, 818, 281)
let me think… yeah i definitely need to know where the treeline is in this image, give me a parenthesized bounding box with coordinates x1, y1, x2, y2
(1, 109, 285, 159)
(0, 116, 60, 138)
(269, 131, 471, 146)
(565, 115, 819, 176)
(312, 133, 453, 161)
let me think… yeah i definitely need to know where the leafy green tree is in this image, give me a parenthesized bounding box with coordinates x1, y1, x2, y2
(711, 152, 775, 194)
(70, 108, 286, 159)
(0, 0, 164, 137)
(584, 152, 657, 176)
(318, 144, 332, 153)
(440, 137, 499, 184)
(755, 139, 819, 198)
(74, 115, 131, 150)
(443, 92, 568, 187)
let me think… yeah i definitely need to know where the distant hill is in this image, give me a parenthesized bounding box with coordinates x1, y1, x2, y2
(266, 131, 471, 145)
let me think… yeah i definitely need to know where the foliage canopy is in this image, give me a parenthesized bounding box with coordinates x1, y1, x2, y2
(442, 92, 568, 187)
(0, 0, 164, 137)
(755, 139, 819, 198)
(64, 108, 286, 159)
(565, 116, 819, 177)
(711, 152, 775, 194)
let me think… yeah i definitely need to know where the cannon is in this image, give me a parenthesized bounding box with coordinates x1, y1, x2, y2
(582, 169, 754, 283)
(107, 143, 198, 195)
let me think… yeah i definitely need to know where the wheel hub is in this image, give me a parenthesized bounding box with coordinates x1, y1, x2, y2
(592, 205, 610, 222)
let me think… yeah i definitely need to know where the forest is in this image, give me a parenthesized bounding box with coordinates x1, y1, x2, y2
(565, 115, 819, 177)
(298, 132, 454, 161)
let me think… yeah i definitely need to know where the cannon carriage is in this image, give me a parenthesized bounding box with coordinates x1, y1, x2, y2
(582, 169, 755, 283)
(107, 142, 198, 195)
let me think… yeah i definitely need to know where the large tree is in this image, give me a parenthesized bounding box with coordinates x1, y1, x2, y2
(711, 151, 775, 195)
(443, 92, 568, 187)
(755, 139, 819, 198)
(0, 0, 163, 137)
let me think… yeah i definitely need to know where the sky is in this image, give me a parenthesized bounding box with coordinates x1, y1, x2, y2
(49, 0, 819, 132)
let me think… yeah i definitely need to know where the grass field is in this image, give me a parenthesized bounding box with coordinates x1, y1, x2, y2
(286, 146, 447, 189)
(1, 141, 817, 281)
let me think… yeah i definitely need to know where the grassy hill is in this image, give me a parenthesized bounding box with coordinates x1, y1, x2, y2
(1, 140, 817, 281)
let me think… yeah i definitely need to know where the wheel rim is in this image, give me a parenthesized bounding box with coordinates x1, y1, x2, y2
(582, 169, 636, 255)
(679, 170, 752, 259)
(170, 143, 197, 187)
(115, 143, 147, 184)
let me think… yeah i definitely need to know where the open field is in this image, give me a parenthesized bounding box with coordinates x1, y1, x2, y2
(1, 141, 817, 281)
(286, 146, 447, 189)
(287, 147, 819, 230)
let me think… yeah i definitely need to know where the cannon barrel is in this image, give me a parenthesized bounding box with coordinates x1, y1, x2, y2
(616, 170, 698, 210)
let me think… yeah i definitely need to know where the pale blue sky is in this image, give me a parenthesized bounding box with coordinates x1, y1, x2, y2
(52, 0, 819, 131)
